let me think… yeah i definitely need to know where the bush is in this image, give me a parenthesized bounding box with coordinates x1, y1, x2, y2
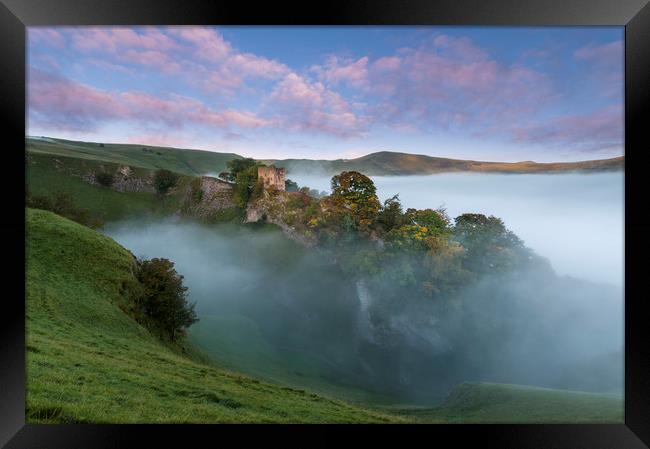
(154, 169, 179, 195)
(285, 179, 299, 192)
(95, 171, 114, 187)
(26, 191, 103, 229)
(134, 258, 198, 342)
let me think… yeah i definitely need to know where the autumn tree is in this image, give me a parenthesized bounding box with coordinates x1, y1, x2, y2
(330, 171, 381, 233)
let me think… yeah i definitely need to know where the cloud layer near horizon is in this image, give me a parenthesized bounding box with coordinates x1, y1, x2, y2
(27, 26, 623, 161)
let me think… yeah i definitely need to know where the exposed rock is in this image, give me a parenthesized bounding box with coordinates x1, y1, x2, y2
(84, 165, 155, 193)
(245, 190, 318, 247)
(182, 176, 236, 219)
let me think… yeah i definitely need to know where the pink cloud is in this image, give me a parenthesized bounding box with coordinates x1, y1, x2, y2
(575, 40, 623, 66)
(574, 40, 623, 99)
(28, 68, 272, 132)
(313, 56, 369, 88)
(269, 72, 367, 137)
(171, 27, 231, 62)
(70, 27, 179, 54)
(373, 56, 401, 71)
(357, 35, 555, 132)
(28, 69, 126, 130)
(509, 105, 623, 153)
(121, 49, 182, 74)
(28, 28, 66, 48)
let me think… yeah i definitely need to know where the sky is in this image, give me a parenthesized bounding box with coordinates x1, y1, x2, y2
(27, 26, 623, 162)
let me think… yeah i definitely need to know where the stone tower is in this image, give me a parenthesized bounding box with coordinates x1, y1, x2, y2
(257, 165, 286, 191)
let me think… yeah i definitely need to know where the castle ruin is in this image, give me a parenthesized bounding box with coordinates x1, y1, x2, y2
(258, 165, 286, 191)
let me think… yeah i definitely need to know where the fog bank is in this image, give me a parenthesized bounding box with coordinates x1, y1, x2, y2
(290, 172, 624, 286)
(104, 217, 623, 404)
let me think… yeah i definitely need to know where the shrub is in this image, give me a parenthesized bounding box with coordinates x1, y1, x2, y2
(154, 169, 179, 195)
(95, 171, 114, 187)
(26, 191, 103, 229)
(134, 258, 198, 343)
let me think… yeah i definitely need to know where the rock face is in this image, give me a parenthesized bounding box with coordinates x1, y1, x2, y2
(111, 166, 155, 193)
(245, 190, 318, 247)
(84, 165, 155, 193)
(182, 176, 236, 218)
(258, 165, 286, 191)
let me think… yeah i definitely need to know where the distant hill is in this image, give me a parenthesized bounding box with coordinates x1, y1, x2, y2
(266, 151, 624, 176)
(27, 136, 623, 177)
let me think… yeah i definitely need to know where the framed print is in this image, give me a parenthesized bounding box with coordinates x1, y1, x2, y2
(2, 0, 649, 447)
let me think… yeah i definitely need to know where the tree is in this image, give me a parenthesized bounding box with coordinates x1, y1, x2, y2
(95, 171, 114, 187)
(330, 171, 381, 233)
(220, 158, 262, 208)
(453, 213, 528, 274)
(226, 158, 257, 176)
(285, 179, 299, 192)
(153, 169, 179, 195)
(377, 194, 406, 233)
(405, 207, 452, 235)
(135, 258, 198, 342)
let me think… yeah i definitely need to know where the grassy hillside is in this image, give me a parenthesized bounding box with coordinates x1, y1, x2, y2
(389, 382, 623, 423)
(28, 136, 623, 178)
(25, 208, 400, 423)
(27, 136, 240, 176)
(26, 152, 197, 222)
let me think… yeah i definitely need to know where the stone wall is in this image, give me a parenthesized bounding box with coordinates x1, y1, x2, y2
(182, 176, 236, 218)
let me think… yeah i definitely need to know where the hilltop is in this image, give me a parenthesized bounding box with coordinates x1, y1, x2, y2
(27, 136, 623, 177)
(267, 151, 624, 176)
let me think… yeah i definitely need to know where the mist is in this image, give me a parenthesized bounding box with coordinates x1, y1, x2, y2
(104, 182, 623, 405)
(290, 172, 624, 286)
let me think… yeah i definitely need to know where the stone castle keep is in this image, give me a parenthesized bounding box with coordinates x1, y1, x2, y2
(258, 165, 286, 191)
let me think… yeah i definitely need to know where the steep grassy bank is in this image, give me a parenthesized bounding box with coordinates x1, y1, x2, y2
(25, 208, 400, 423)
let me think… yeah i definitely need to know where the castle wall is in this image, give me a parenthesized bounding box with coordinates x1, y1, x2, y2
(258, 166, 286, 191)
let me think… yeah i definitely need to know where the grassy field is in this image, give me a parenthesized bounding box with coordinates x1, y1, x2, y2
(388, 382, 623, 423)
(27, 136, 239, 176)
(25, 208, 401, 423)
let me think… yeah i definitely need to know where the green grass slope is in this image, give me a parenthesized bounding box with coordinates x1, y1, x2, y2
(27, 136, 240, 176)
(26, 152, 197, 222)
(25, 208, 400, 423)
(390, 382, 623, 423)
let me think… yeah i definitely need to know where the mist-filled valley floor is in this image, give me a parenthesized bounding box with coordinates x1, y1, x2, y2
(105, 174, 624, 408)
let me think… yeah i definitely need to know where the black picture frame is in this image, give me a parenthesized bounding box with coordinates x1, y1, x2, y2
(2, 0, 649, 447)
